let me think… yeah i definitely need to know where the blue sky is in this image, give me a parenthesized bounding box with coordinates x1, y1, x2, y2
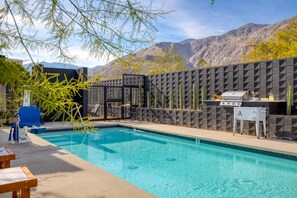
(7, 0, 297, 67)
(155, 0, 297, 42)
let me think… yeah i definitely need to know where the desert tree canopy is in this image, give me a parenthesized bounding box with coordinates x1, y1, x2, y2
(0, 0, 168, 127)
(243, 18, 297, 62)
(1, 0, 168, 63)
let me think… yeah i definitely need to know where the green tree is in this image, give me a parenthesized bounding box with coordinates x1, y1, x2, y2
(117, 54, 143, 78)
(91, 54, 145, 80)
(198, 59, 210, 69)
(0, 0, 167, 126)
(0, 58, 90, 129)
(148, 45, 186, 75)
(243, 18, 297, 62)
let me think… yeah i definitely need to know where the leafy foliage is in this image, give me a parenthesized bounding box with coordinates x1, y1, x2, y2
(1, 0, 168, 62)
(0, 0, 167, 127)
(198, 59, 211, 69)
(0, 58, 90, 129)
(243, 18, 297, 62)
(118, 54, 143, 76)
(148, 46, 186, 75)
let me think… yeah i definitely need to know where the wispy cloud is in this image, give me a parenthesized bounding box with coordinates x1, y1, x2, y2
(166, 13, 219, 39)
(5, 46, 114, 67)
(155, 1, 224, 41)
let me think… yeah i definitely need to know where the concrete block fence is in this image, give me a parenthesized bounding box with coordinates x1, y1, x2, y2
(95, 57, 297, 111)
(93, 57, 297, 140)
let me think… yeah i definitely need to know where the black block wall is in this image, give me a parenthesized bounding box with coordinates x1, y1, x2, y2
(95, 57, 297, 110)
(96, 57, 297, 140)
(146, 57, 297, 110)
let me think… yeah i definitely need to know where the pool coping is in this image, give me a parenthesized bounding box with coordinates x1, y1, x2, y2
(119, 124, 297, 161)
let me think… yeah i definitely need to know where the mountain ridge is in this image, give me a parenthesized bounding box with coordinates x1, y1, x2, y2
(93, 15, 296, 79)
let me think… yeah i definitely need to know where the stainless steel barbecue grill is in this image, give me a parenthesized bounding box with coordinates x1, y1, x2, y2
(220, 91, 252, 107)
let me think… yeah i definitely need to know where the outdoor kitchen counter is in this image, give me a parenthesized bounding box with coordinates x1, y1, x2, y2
(204, 100, 286, 114)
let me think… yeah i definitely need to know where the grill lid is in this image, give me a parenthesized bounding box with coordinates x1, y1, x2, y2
(220, 91, 251, 106)
(221, 91, 250, 101)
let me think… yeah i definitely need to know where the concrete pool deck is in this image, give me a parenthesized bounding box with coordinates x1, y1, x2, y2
(1, 121, 297, 197)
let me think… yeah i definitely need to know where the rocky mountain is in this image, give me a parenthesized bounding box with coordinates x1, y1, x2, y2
(88, 65, 103, 74)
(92, 16, 296, 79)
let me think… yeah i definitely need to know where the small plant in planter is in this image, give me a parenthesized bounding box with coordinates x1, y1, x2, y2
(127, 92, 131, 105)
(200, 85, 206, 110)
(133, 90, 137, 105)
(179, 83, 184, 109)
(161, 93, 166, 108)
(192, 83, 198, 110)
(169, 89, 174, 109)
(138, 84, 142, 107)
(154, 88, 158, 108)
(287, 84, 293, 115)
(147, 91, 151, 109)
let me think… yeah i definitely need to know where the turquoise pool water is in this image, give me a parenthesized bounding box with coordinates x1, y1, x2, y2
(38, 127, 297, 197)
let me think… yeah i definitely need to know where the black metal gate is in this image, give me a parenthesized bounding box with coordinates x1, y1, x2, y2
(88, 74, 146, 120)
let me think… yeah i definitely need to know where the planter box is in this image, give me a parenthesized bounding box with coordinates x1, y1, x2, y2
(132, 101, 297, 140)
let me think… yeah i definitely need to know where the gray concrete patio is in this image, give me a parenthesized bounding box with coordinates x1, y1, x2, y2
(1, 121, 297, 198)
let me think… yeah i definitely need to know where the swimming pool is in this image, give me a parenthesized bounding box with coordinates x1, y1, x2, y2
(38, 127, 297, 197)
